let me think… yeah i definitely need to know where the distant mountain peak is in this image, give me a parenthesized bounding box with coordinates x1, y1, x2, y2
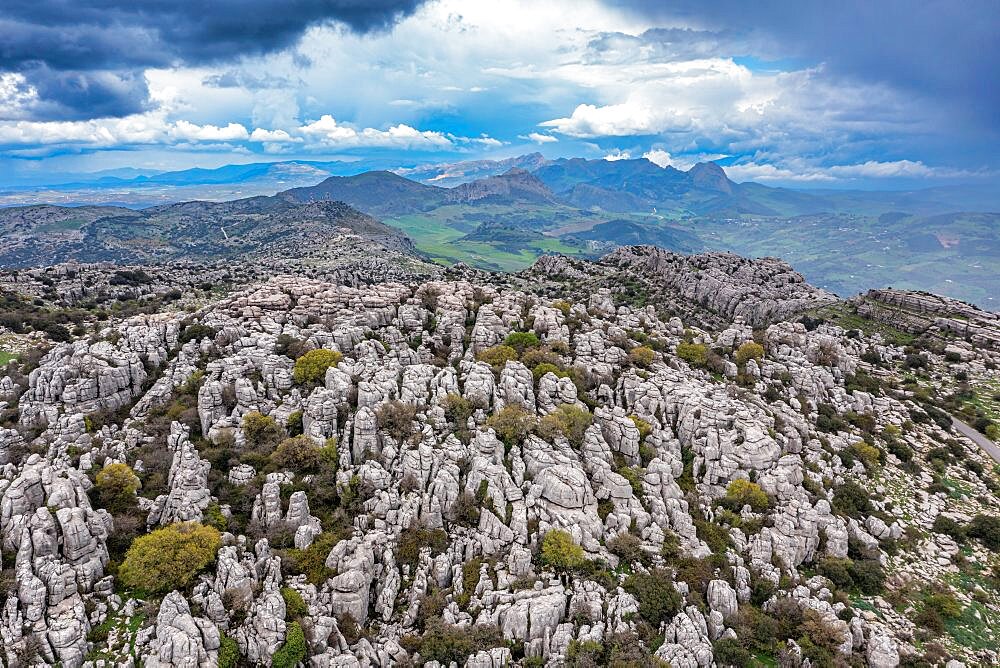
(687, 161, 734, 194)
(447, 167, 558, 205)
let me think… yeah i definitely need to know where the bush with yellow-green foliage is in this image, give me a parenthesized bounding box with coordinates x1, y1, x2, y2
(629, 415, 652, 441)
(676, 342, 708, 367)
(541, 529, 585, 570)
(281, 587, 308, 619)
(552, 300, 572, 317)
(119, 522, 220, 594)
(628, 345, 655, 368)
(486, 404, 537, 447)
(293, 349, 343, 385)
(242, 411, 281, 448)
(476, 344, 518, 370)
(94, 463, 140, 513)
(734, 341, 765, 366)
(848, 441, 882, 470)
(531, 362, 567, 382)
(722, 479, 770, 512)
(537, 403, 592, 448)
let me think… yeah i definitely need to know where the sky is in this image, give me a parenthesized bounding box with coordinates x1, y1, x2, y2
(0, 0, 997, 188)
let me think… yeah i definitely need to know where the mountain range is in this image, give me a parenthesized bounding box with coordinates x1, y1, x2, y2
(1, 154, 997, 306)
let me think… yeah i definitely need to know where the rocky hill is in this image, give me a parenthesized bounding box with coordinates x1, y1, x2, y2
(0, 245, 997, 668)
(0, 197, 414, 268)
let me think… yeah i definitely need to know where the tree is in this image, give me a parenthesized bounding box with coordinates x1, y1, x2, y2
(676, 342, 708, 367)
(242, 411, 281, 448)
(293, 349, 342, 385)
(486, 404, 537, 447)
(537, 403, 593, 448)
(94, 463, 141, 513)
(541, 529, 585, 570)
(119, 522, 221, 594)
(272, 435, 322, 471)
(623, 568, 682, 625)
(735, 341, 765, 366)
(723, 479, 770, 512)
(628, 345, 655, 368)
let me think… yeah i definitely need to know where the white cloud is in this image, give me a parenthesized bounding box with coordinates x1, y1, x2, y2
(249, 128, 298, 143)
(603, 149, 632, 161)
(642, 149, 672, 167)
(172, 120, 249, 142)
(522, 132, 558, 144)
(724, 159, 983, 183)
(298, 114, 453, 149)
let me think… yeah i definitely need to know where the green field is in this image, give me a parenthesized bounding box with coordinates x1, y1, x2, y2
(387, 211, 592, 272)
(0, 351, 17, 366)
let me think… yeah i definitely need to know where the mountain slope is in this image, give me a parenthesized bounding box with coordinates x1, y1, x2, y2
(282, 170, 448, 217)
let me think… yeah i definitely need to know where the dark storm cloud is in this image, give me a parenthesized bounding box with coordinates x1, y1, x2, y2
(608, 0, 1000, 134)
(0, 0, 427, 119)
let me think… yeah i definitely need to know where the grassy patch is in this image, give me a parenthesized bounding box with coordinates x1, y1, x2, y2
(0, 350, 16, 366)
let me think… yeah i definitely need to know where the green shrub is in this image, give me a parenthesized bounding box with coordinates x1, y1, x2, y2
(628, 345, 655, 368)
(284, 532, 339, 585)
(218, 634, 240, 668)
(397, 525, 449, 569)
(119, 522, 220, 594)
(286, 410, 303, 437)
(204, 502, 228, 532)
(537, 403, 592, 447)
(476, 344, 518, 369)
(623, 568, 682, 625)
(566, 639, 605, 666)
(243, 411, 281, 448)
(831, 480, 873, 518)
(94, 463, 141, 513)
(722, 479, 770, 512)
(735, 341, 765, 366)
(293, 349, 342, 385)
(541, 529, 585, 570)
(676, 342, 708, 367)
(375, 400, 418, 441)
(713, 637, 753, 667)
(178, 323, 216, 344)
(417, 618, 473, 665)
(606, 532, 649, 566)
(486, 404, 537, 447)
(968, 514, 1000, 550)
(531, 362, 567, 382)
(281, 587, 308, 619)
(923, 591, 962, 619)
(931, 515, 966, 541)
(442, 393, 473, 425)
(849, 559, 885, 594)
(817, 557, 854, 589)
(271, 622, 306, 668)
(272, 435, 322, 471)
(503, 331, 540, 353)
(618, 466, 644, 496)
